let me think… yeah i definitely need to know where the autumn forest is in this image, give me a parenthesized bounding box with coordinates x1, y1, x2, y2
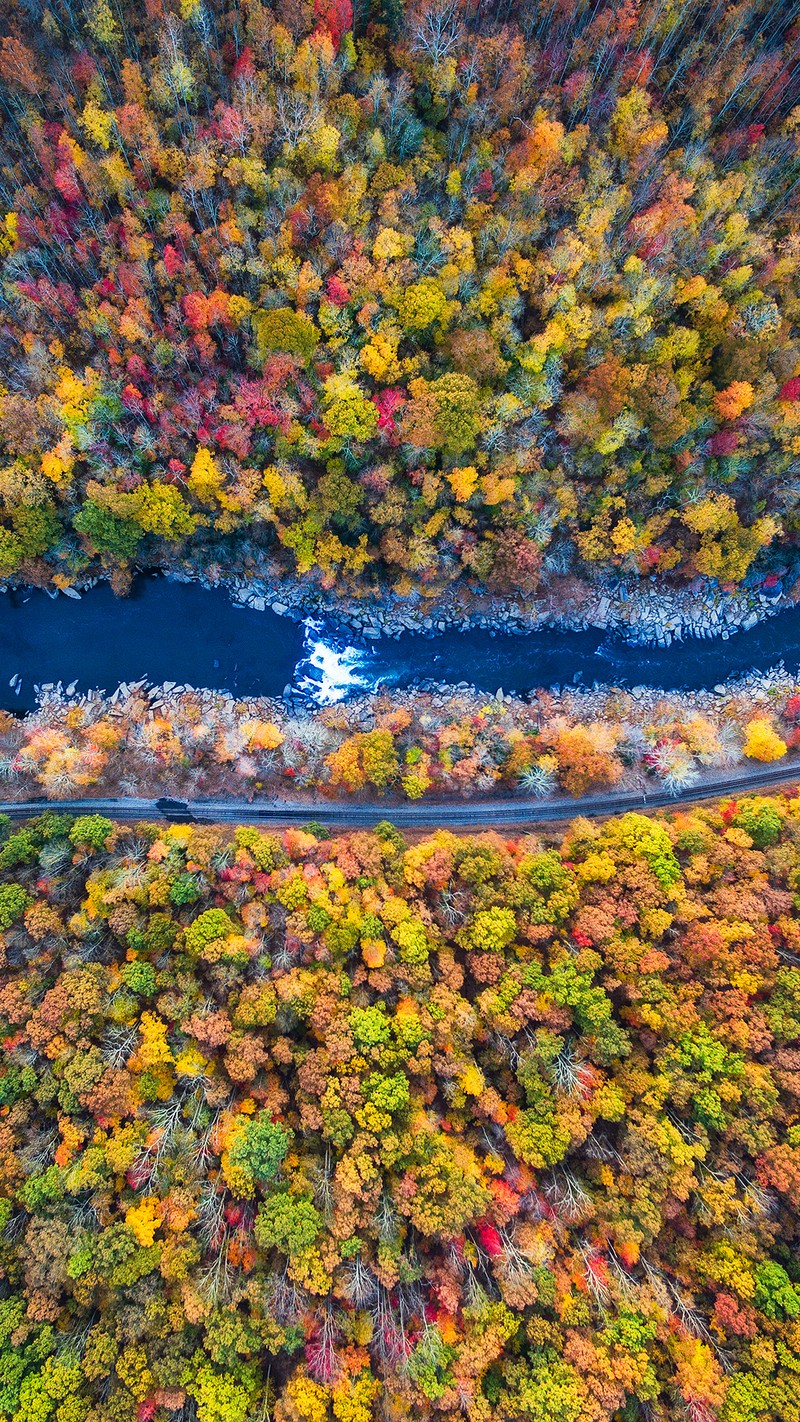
(1, 0, 800, 595)
(3, 803, 800, 1422)
(2, 3, 800, 1422)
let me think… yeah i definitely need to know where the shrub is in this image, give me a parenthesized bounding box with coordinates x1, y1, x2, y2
(0, 882, 29, 928)
(69, 816, 114, 850)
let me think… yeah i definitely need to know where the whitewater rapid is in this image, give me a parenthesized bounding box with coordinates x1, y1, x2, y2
(294, 619, 376, 704)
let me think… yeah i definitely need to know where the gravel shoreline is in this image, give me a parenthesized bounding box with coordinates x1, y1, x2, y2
(166, 561, 800, 649)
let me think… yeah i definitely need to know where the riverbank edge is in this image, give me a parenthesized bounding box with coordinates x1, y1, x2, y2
(5, 663, 800, 811)
(162, 557, 799, 648)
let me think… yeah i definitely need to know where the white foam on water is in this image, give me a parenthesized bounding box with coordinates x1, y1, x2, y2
(294, 619, 375, 704)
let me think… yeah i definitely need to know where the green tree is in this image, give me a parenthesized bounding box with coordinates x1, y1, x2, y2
(73, 502, 143, 559)
(10, 504, 60, 558)
(120, 961, 156, 997)
(186, 1364, 255, 1422)
(227, 1115, 292, 1188)
(69, 816, 113, 850)
(753, 1262, 800, 1320)
(0, 527, 22, 577)
(253, 308, 318, 364)
(184, 908, 234, 956)
(255, 1193, 322, 1256)
(0, 882, 29, 928)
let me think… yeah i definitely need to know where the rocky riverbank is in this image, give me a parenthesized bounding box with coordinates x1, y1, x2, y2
(5, 651, 800, 806)
(164, 559, 799, 649)
(13, 548, 798, 651)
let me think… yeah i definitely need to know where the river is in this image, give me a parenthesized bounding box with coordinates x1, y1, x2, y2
(0, 575, 797, 713)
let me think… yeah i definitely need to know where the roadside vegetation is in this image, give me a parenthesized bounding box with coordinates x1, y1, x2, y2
(0, 678, 799, 805)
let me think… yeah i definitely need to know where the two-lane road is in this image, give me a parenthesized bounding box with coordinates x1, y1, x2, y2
(1, 757, 799, 828)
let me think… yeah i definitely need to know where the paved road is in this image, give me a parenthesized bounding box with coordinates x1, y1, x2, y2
(1, 759, 799, 828)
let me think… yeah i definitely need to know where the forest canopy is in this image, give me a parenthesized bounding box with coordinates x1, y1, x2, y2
(0, 0, 800, 595)
(1, 802, 800, 1419)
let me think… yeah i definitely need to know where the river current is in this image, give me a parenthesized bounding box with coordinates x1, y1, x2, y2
(0, 575, 797, 713)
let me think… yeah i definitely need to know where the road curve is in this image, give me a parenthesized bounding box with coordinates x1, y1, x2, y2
(1, 758, 799, 828)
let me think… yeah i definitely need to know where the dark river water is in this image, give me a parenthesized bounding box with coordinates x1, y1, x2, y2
(0, 575, 797, 712)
